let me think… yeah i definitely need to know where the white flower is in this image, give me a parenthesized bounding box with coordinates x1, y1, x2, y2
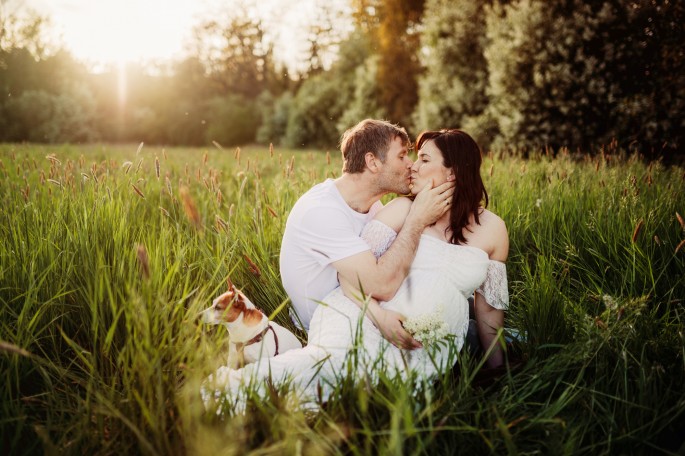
(602, 294, 618, 310)
(403, 305, 449, 344)
(535, 198, 542, 208)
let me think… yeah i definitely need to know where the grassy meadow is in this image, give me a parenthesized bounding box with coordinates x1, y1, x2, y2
(0, 142, 684, 455)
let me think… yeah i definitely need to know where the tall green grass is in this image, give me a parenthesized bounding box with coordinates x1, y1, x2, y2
(0, 143, 683, 455)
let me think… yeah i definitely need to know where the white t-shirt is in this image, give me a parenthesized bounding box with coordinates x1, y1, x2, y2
(280, 179, 382, 330)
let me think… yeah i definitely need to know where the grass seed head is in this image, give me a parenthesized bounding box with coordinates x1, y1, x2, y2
(136, 244, 150, 279)
(0, 341, 31, 357)
(675, 239, 685, 254)
(155, 156, 160, 179)
(136, 142, 144, 155)
(244, 254, 261, 277)
(180, 186, 202, 230)
(215, 214, 228, 232)
(45, 154, 61, 165)
(631, 219, 644, 243)
(131, 183, 145, 199)
(269, 143, 274, 157)
(676, 212, 684, 231)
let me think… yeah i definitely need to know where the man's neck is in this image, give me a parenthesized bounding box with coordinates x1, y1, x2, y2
(334, 173, 384, 214)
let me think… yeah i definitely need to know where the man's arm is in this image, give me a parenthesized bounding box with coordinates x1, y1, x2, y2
(332, 180, 454, 301)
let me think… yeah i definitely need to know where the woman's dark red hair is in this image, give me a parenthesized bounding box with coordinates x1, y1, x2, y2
(415, 129, 488, 245)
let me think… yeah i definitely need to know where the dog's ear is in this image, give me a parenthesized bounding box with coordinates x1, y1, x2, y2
(226, 276, 235, 292)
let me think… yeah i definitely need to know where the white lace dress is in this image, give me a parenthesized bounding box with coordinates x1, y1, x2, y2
(202, 220, 509, 412)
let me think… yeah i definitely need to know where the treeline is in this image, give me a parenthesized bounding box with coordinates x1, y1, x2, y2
(1, 0, 683, 157)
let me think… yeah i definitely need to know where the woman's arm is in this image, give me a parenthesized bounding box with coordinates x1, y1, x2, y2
(373, 197, 413, 233)
(475, 213, 509, 368)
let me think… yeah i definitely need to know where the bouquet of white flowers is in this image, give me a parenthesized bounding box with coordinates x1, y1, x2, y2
(402, 304, 449, 344)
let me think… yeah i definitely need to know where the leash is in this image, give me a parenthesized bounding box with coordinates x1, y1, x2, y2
(234, 325, 279, 368)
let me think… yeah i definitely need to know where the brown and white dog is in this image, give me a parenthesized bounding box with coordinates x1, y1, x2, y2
(201, 277, 302, 369)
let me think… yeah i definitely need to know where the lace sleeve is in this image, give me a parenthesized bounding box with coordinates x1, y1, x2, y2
(475, 261, 509, 310)
(361, 220, 398, 259)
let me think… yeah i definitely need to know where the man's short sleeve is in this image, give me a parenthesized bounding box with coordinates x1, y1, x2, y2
(298, 206, 372, 265)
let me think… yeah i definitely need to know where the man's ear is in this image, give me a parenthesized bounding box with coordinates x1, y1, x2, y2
(364, 152, 379, 173)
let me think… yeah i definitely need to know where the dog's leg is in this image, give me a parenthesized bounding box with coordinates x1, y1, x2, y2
(227, 343, 241, 369)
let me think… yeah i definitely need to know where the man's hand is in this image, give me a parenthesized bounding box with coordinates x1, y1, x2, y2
(407, 179, 455, 227)
(369, 308, 422, 350)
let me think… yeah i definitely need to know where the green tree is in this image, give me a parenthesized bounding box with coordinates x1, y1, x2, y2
(192, 4, 276, 99)
(484, 0, 685, 155)
(338, 55, 386, 132)
(354, 0, 425, 129)
(0, 6, 95, 143)
(284, 29, 373, 149)
(413, 0, 496, 146)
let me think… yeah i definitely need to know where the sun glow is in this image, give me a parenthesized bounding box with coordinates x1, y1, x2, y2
(20, 0, 352, 71)
(24, 0, 203, 65)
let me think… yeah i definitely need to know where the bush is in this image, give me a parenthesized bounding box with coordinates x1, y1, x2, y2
(256, 91, 293, 146)
(205, 94, 261, 146)
(3, 87, 97, 143)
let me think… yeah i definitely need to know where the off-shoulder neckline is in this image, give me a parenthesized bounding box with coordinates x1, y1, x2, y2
(420, 233, 505, 264)
(365, 219, 505, 264)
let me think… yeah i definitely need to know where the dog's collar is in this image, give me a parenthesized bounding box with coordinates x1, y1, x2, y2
(234, 324, 280, 362)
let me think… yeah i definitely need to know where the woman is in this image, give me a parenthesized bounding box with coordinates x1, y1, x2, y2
(203, 129, 509, 411)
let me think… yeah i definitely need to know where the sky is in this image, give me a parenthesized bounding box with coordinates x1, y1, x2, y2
(11, 0, 350, 70)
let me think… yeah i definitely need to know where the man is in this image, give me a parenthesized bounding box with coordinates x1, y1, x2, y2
(279, 119, 454, 348)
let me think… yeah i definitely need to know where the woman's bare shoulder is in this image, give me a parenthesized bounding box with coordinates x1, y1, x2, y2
(478, 208, 506, 230)
(374, 197, 413, 233)
(478, 208, 509, 262)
